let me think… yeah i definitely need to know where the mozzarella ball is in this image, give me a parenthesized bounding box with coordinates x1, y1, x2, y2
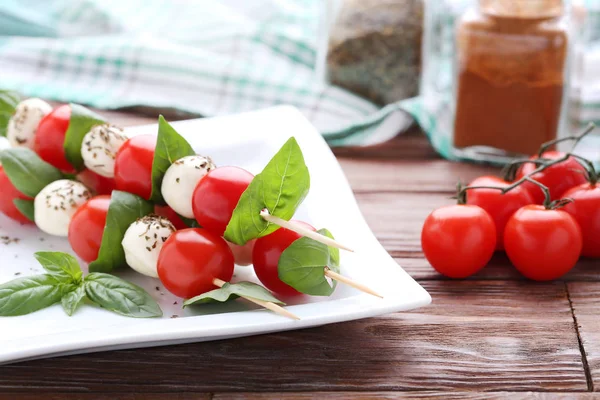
(34, 180, 92, 236)
(161, 155, 215, 218)
(81, 124, 128, 178)
(7, 98, 53, 149)
(122, 215, 176, 278)
(0, 137, 10, 165)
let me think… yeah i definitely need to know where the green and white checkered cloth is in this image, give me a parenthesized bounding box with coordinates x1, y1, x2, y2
(0, 0, 412, 147)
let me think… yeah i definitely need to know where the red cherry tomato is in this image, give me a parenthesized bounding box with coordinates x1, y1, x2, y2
(227, 239, 256, 266)
(154, 205, 188, 230)
(0, 165, 33, 224)
(113, 134, 156, 200)
(504, 205, 582, 281)
(76, 169, 116, 195)
(562, 184, 600, 258)
(421, 205, 496, 278)
(466, 176, 534, 250)
(192, 166, 254, 236)
(34, 104, 75, 173)
(68, 195, 111, 263)
(517, 151, 587, 203)
(252, 221, 315, 296)
(157, 228, 234, 298)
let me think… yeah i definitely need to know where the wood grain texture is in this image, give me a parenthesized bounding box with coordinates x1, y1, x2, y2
(1, 395, 210, 400)
(339, 158, 500, 194)
(0, 281, 585, 393)
(567, 282, 600, 392)
(215, 393, 600, 400)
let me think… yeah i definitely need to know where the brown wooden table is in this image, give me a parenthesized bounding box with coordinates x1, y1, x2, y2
(2, 107, 600, 399)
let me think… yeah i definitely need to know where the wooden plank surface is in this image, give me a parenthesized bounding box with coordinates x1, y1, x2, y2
(215, 393, 600, 400)
(1, 106, 598, 396)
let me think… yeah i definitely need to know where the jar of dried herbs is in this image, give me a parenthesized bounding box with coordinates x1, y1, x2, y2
(326, 0, 424, 106)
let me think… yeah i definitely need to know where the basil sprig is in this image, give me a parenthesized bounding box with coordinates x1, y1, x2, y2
(89, 190, 154, 273)
(63, 103, 107, 171)
(183, 281, 284, 306)
(150, 115, 196, 204)
(13, 199, 35, 222)
(224, 137, 310, 245)
(0, 90, 19, 137)
(278, 228, 340, 296)
(0, 252, 162, 318)
(0, 148, 64, 197)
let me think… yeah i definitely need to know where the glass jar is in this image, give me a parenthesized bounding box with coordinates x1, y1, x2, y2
(452, 0, 571, 161)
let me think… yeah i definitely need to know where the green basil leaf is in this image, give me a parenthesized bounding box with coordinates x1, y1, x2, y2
(318, 228, 340, 271)
(13, 198, 35, 223)
(0, 148, 64, 197)
(224, 137, 310, 245)
(183, 281, 284, 306)
(278, 236, 336, 296)
(0, 274, 73, 316)
(34, 251, 83, 283)
(61, 284, 86, 316)
(63, 104, 106, 171)
(178, 213, 200, 228)
(0, 91, 20, 137)
(84, 273, 162, 318)
(150, 115, 196, 204)
(89, 191, 154, 272)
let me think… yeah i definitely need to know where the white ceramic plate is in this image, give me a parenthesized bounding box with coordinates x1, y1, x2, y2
(0, 106, 431, 364)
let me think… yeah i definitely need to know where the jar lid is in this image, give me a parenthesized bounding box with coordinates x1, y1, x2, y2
(481, 0, 563, 19)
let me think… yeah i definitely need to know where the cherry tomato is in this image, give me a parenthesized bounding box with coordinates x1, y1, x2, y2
(157, 228, 234, 298)
(114, 134, 156, 200)
(76, 169, 116, 195)
(466, 176, 534, 250)
(517, 151, 587, 204)
(68, 195, 111, 263)
(227, 239, 256, 266)
(154, 205, 188, 230)
(562, 184, 600, 258)
(192, 166, 254, 236)
(0, 165, 33, 224)
(421, 205, 496, 278)
(34, 104, 75, 173)
(252, 221, 315, 296)
(504, 205, 582, 281)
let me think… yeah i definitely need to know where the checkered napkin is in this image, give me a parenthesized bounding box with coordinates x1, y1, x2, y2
(0, 0, 412, 147)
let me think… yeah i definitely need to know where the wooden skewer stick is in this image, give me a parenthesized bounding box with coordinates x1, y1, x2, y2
(260, 210, 354, 252)
(324, 268, 383, 299)
(212, 278, 300, 320)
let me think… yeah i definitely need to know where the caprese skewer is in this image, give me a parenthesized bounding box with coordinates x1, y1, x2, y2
(0, 97, 384, 321)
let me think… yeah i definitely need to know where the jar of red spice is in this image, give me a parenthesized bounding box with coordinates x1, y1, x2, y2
(452, 0, 571, 161)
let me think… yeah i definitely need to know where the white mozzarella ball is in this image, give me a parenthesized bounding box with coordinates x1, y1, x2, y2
(0, 137, 10, 165)
(161, 155, 215, 218)
(122, 215, 176, 278)
(34, 180, 91, 236)
(7, 98, 53, 149)
(81, 124, 128, 178)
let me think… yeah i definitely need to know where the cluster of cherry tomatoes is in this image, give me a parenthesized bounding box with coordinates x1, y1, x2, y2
(422, 145, 600, 281)
(0, 101, 318, 306)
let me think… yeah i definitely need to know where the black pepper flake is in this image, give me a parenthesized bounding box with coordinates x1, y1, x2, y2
(173, 301, 178, 305)
(14, 272, 21, 276)
(146, 247, 152, 252)
(1, 236, 20, 245)
(171, 315, 179, 319)
(155, 286, 160, 291)
(176, 177, 180, 183)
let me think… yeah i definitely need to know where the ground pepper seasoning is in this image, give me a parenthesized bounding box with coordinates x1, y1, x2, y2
(453, 0, 570, 157)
